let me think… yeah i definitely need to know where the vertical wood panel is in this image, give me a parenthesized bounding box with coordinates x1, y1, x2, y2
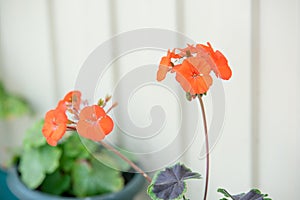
(259, 0, 300, 199)
(51, 0, 112, 97)
(250, 0, 261, 188)
(0, 0, 56, 165)
(0, 0, 56, 113)
(183, 0, 252, 199)
(108, 2, 179, 199)
(112, 0, 177, 32)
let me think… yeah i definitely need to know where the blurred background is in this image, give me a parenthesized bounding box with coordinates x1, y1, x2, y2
(0, 0, 299, 199)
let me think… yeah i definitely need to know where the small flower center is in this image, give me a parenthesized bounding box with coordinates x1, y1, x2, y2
(192, 72, 204, 78)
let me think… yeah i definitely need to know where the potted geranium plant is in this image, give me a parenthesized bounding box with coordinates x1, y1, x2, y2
(7, 92, 145, 200)
(7, 41, 272, 200)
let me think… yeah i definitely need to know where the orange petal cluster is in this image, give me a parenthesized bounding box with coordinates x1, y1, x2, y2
(42, 90, 115, 146)
(42, 91, 82, 146)
(157, 42, 232, 96)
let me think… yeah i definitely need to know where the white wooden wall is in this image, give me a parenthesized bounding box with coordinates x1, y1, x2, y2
(0, 0, 299, 199)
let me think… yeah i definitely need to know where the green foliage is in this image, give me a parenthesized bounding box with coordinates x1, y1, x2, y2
(23, 119, 46, 149)
(0, 81, 31, 119)
(40, 170, 71, 195)
(72, 158, 123, 197)
(15, 119, 128, 197)
(94, 148, 136, 171)
(19, 145, 61, 189)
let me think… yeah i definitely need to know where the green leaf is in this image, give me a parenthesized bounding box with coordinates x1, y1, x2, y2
(61, 133, 83, 158)
(61, 133, 99, 159)
(23, 119, 46, 149)
(39, 145, 62, 173)
(4, 95, 31, 118)
(19, 148, 45, 189)
(217, 188, 234, 199)
(71, 158, 124, 197)
(59, 133, 99, 173)
(94, 148, 136, 171)
(40, 170, 71, 195)
(18, 145, 62, 189)
(79, 135, 100, 154)
(0, 81, 31, 119)
(60, 152, 75, 172)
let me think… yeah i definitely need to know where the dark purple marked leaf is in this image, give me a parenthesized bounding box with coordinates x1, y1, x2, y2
(218, 188, 272, 200)
(147, 163, 201, 200)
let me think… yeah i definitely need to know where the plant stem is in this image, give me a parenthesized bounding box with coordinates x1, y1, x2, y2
(98, 140, 152, 183)
(198, 95, 209, 200)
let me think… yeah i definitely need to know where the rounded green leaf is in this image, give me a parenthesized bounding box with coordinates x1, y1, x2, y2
(71, 158, 124, 197)
(19, 148, 45, 189)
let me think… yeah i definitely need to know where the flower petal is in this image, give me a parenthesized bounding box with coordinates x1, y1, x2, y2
(174, 60, 212, 95)
(156, 50, 181, 81)
(186, 56, 212, 74)
(77, 119, 106, 141)
(42, 109, 67, 146)
(213, 50, 232, 80)
(77, 105, 114, 141)
(199, 43, 232, 80)
(98, 115, 114, 135)
(157, 64, 170, 81)
(63, 90, 82, 110)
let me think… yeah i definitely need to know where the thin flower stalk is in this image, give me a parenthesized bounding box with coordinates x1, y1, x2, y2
(98, 140, 152, 183)
(198, 95, 209, 200)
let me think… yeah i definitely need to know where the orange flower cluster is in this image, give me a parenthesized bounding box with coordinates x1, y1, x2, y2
(42, 91, 114, 146)
(157, 42, 232, 97)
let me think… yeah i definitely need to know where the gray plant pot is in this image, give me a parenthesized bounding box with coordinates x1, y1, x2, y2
(7, 167, 145, 200)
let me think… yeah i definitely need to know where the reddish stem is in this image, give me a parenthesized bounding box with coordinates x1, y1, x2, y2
(198, 95, 209, 200)
(106, 102, 118, 114)
(67, 110, 151, 183)
(66, 126, 76, 131)
(98, 140, 152, 183)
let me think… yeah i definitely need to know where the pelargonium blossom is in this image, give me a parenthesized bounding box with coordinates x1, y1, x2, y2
(42, 108, 68, 146)
(42, 90, 114, 146)
(157, 42, 232, 97)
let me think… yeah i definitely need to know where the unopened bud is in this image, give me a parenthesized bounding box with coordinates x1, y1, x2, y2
(98, 99, 105, 106)
(186, 92, 192, 101)
(105, 95, 112, 102)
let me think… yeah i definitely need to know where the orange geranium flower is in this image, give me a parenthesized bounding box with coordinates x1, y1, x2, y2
(174, 60, 213, 95)
(157, 50, 181, 81)
(158, 42, 232, 97)
(198, 42, 232, 80)
(76, 105, 114, 141)
(63, 90, 82, 110)
(42, 109, 68, 146)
